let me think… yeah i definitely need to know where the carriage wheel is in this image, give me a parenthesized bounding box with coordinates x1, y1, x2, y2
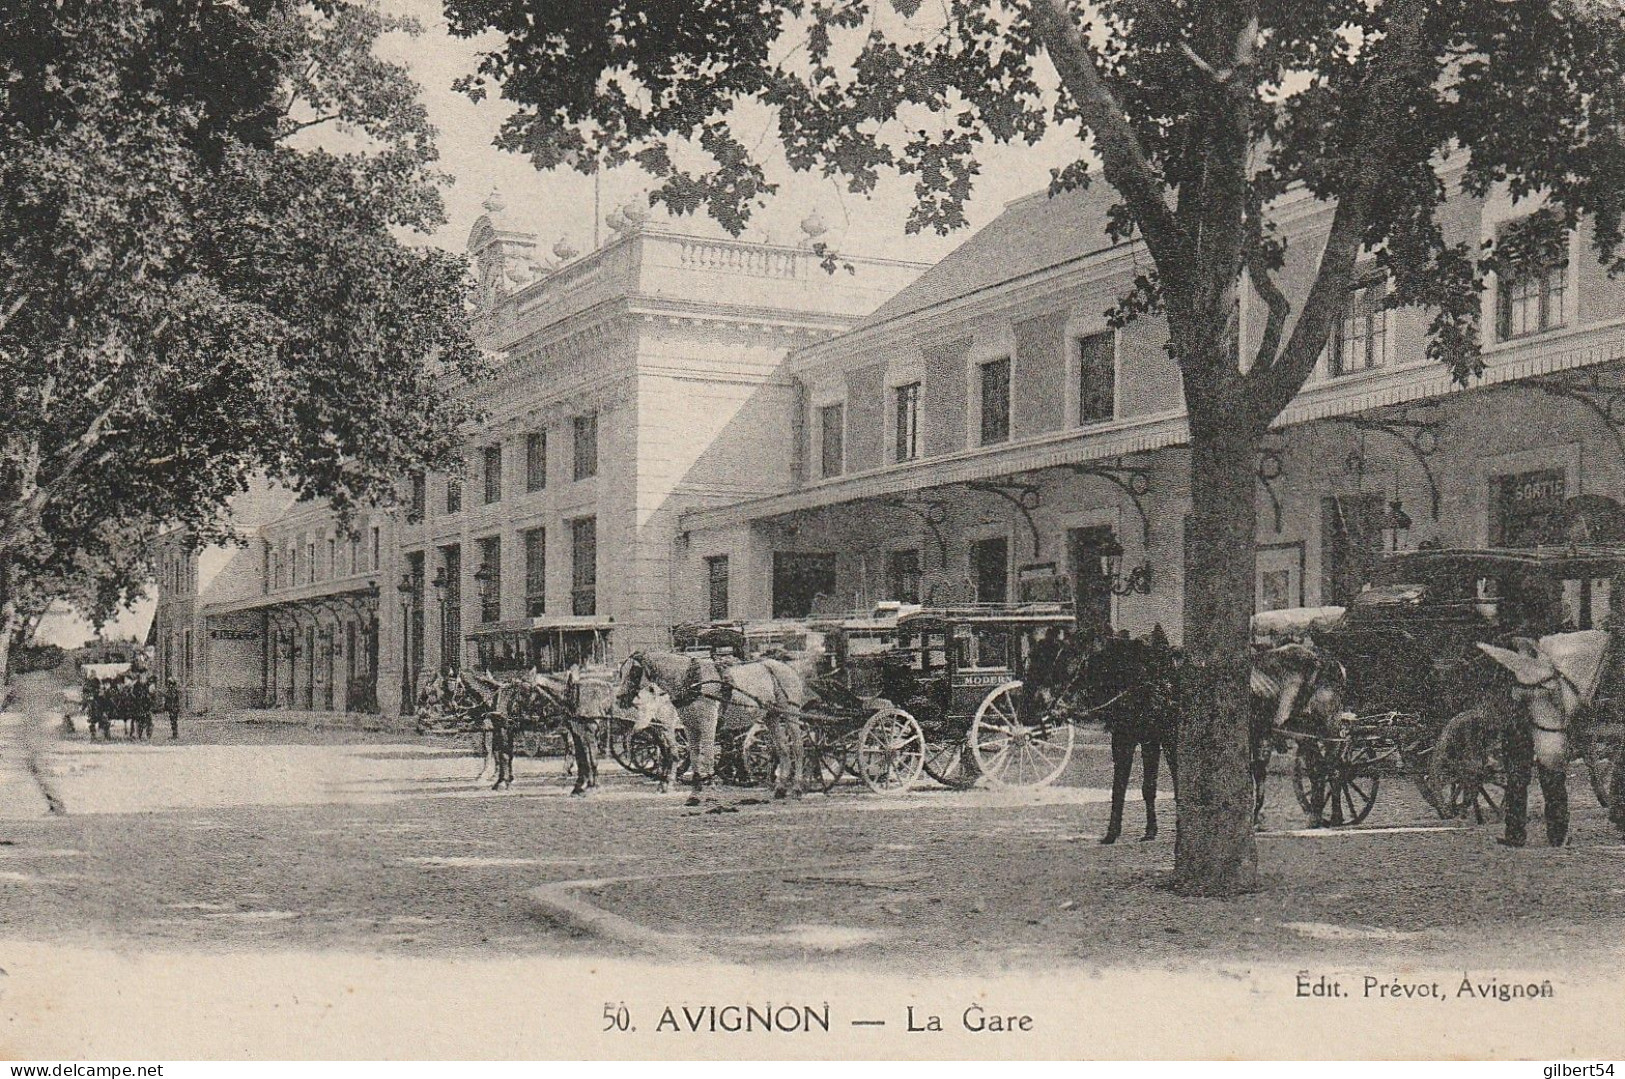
(519, 729, 546, 758)
(1290, 743, 1379, 827)
(607, 719, 639, 774)
(741, 722, 775, 787)
(627, 725, 681, 780)
(806, 724, 846, 793)
(922, 737, 978, 789)
(854, 706, 926, 795)
(969, 681, 1075, 788)
(1429, 705, 1507, 824)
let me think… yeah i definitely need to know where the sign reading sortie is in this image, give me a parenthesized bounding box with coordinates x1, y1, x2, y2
(209, 629, 260, 641)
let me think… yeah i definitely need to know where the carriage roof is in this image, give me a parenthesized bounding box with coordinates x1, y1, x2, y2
(897, 602, 1075, 629)
(1376, 545, 1625, 579)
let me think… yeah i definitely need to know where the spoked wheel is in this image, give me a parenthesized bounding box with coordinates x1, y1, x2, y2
(805, 723, 847, 793)
(1429, 705, 1508, 824)
(854, 705, 926, 795)
(923, 737, 979, 789)
(607, 719, 640, 774)
(969, 680, 1075, 788)
(518, 729, 547, 758)
(1290, 742, 1380, 827)
(627, 725, 687, 781)
(741, 722, 775, 787)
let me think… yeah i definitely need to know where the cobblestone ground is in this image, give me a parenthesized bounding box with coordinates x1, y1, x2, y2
(6, 670, 1625, 1057)
(3, 671, 1623, 975)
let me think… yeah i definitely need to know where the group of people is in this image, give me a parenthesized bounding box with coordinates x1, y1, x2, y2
(83, 669, 183, 741)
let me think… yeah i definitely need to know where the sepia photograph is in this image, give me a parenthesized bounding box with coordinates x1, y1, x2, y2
(2, 0, 1624, 1063)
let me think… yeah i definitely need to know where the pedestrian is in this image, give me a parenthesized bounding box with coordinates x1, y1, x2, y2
(164, 678, 182, 740)
(131, 674, 153, 741)
(85, 680, 104, 741)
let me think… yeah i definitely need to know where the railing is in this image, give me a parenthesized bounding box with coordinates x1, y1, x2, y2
(676, 239, 806, 280)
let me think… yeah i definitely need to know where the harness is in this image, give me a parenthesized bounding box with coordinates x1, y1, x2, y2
(1519, 667, 1582, 734)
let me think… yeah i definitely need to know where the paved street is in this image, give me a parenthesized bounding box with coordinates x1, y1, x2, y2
(3, 670, 1625, 1056)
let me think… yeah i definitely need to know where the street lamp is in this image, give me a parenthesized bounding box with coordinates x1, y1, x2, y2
(396, 573, 416, 713)
(430, 566, 453, 672)
(1381, 499, 1413, 553)
(1097, 535, 1154, 596)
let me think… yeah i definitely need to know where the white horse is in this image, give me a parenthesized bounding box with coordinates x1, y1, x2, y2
(627, 682, 683, 793)
(615, 650, 810, 804)
(1476, 630, 1610, 846)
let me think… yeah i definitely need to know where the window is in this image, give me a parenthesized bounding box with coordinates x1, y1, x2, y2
(526, 431, 547, 492)
(1077, 332, 1116, 423)
(524, 528, 546, 617)
(573, 414, 598, 481)
(819, 403, 844, 478)
(327, 538, 336, 578)
(348, 533, 360, 575)
(1329, 278, 1389, 376)
(409, 473, 426, 522)
(886, 548, 921, 604)
(979, 358, 1011, 445)
(264, 546, 274, 594)
(446, 474, 463, 514)
(571, 517, 597, 616)
(439, 544, 462, 671)
(894, 382, 921, 463)
(970, 536, 1009, 603)
(370, 526, 380, 573)
(476, 536, 501, 623)
(307, 542, 317, 582)
(482, 445, 503, 504)
(706, 556, 730, 621)
(1496, 213, 1569, 341)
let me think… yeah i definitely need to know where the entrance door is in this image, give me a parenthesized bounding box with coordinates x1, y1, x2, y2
(772, 552, 838, 618)
(969, 536, 1009, 603)
(1068, 526, 1115, 643)
(1321, 494, 1384, 606)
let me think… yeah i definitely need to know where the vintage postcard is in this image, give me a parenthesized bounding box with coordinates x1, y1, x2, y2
(3, 0, 1624, 1063)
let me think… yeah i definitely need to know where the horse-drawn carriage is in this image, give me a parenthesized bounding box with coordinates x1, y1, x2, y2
(884, 603, 1079, 790)
(661, 610, 930, 794)
(1281, 546, 1625, 827)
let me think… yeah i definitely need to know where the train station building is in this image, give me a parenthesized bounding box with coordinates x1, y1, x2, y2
(154, 168, 1625, 723)
(674, 173, 1625, 644)
(151, 197, 924, 722)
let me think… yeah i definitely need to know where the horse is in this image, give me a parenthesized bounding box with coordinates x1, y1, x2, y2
(1476, 630, 1611, 846)
(1249, 641, 1349, 827)
(1052, 627, 1181, 844)
(615, 650, 811, 804)
(488, 667, 610, 795)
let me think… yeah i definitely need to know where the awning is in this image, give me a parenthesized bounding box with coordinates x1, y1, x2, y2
(466, 614, 614, 639)
(203, 581, 380, 623)
(681, 335, 1625, 533)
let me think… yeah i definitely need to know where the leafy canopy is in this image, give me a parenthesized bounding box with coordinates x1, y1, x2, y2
(445, 0, 1625, 413)
(0, 0, 485, 622)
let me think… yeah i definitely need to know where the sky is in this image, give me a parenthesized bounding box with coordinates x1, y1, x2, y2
(376, 0, 1083, 262)
(38, 0, 1086, 649)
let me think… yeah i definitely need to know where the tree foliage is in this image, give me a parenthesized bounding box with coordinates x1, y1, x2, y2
(448, 0, 1625, 893)
(0, 0, 485, 676)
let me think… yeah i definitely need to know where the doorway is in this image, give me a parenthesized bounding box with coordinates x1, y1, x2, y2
(1067, 526, 1115, 643)
(1321, 494, 1384, 605)
(772, 552, 838, 617)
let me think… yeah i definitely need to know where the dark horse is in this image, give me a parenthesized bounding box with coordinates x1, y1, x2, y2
(1051, 627, 1180, 844)
(491, 667, 611, 795)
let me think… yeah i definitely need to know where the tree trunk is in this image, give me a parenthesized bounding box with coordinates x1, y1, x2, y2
(0, 562, 17, 692)
(1174, 416, 1263, 895)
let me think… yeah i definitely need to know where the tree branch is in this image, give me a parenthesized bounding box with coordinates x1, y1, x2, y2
(1242, 0, 1433, 424)
(1027, 0, 1188, 282)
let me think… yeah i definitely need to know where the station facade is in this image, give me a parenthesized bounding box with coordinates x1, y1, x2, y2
(152, 198, 924, 722)
(155, 168, 1625, 723)
(674, 176, 1625, 645)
